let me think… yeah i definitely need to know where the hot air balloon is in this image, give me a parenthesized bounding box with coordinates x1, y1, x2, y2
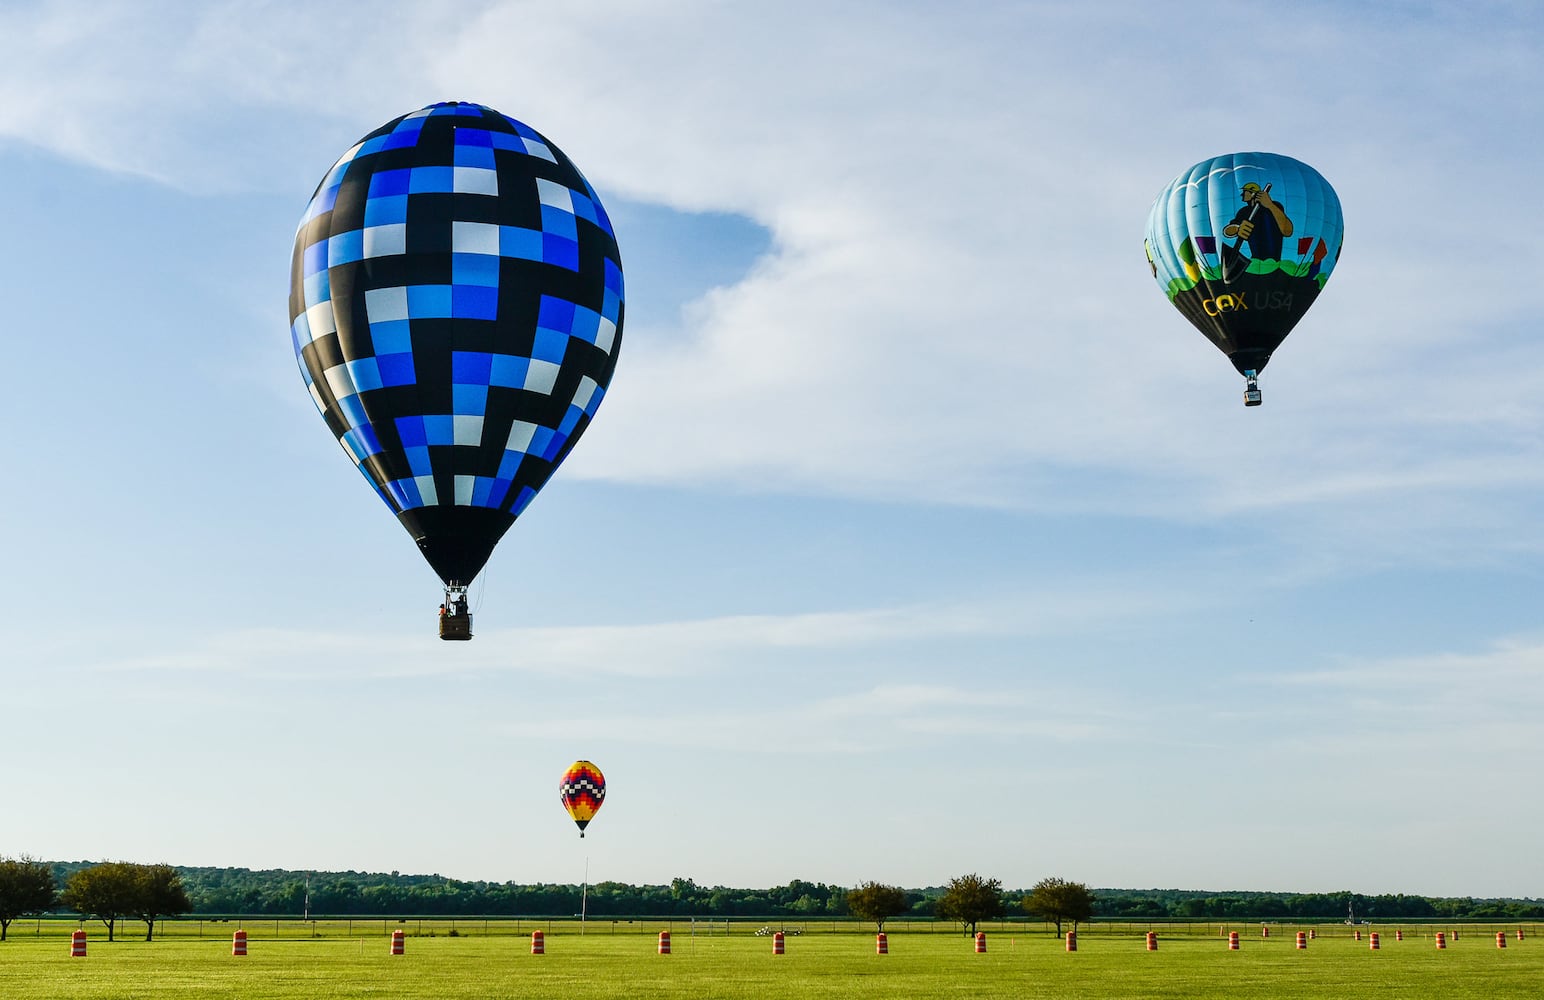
(1144, 151, 1342, 406)
(560, 760, 605, 837)
(289, 102, 624, 638)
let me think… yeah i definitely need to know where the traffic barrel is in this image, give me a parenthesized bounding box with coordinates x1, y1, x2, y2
(876, 932, 888, 955)
(658, 930, 670, 955)
(1497, 932, 1507, 949)
(1296, 931, 1307, 950)
(531, 930, 545, 955)
(390, 929, 404, 955)
(1228, 931, 1240, 950)
(232, 929, 248, 956)
(1436, 932, 1446, 950)
(975, 931, 987, 953)
(1370, 932, 1380, 950)
(772, 931, 785, 955)
(1066, 930, 1077, 952)
(1146, 931, 1157, 951)
(1262, 925, 1270, 938)
(70, 930, 86, 958)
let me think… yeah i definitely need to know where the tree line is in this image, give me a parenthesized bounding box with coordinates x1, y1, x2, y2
(5, 858, 1542, 938)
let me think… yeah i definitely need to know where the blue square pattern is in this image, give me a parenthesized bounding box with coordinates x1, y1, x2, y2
(452, 351, 494, 385)
(542, 234, 580, 270)
(455, 127, 495, 149)
(364, 194, 409, 227)
(377, 352, 416, 387)
(405, 445, 432, 477)
(512, 485, 538, 516)
(369, 169, 412, 197)
(540, 205, 579, 241)
(303, 268, 330, 310)
(490, 354, 530, 388)
(452, 285, 498, 319)
(327, 229, 364, 268)
(303, 239, 328, 277)
(531, 326, 568, 364)
(370, 319, 413, 355)
(336, 393, 367, 431)
(453, 383, 489, 416)
(453, 252, 500, 286)
(454, 144, 496, 169)
(500, 227, 542, 261)
(410, 166, 453, 194)
(346, 356, 383, 393)
(396, 415, 429, 448)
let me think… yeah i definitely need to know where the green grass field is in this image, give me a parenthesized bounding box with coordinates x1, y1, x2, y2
(2, 921, 1540, 999)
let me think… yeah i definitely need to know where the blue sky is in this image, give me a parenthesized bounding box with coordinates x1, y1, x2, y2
(3, 0, 1543, 899)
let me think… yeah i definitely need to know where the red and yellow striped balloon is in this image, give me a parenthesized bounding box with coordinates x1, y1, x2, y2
(559, 760, 605, 837)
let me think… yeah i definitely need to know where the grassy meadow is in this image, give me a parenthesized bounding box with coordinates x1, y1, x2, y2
(1, 920, 1540, 999)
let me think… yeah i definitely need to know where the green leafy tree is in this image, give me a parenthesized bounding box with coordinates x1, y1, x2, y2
(0, 856, 57, 941)
(846, 882, 909, 932)
(935, 873, 1004, 936)
(1023, 877, 1094, 935)
(130, 864, 192, 941)
(61, 862, 140, 942)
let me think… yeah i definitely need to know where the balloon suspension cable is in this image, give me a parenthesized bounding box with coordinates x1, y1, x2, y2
(1243, 370, 1262, 407)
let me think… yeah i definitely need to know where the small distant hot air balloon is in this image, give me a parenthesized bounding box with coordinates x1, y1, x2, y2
(289, 102, 624, 637)
(560, 760, 605, 837)
(1144, 151, 1342, 406)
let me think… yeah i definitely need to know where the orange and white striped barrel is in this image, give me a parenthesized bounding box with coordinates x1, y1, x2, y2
(1309, 928, 1317, 939)
(658, 931, 670, 955)
(1066, 931, 1077, 952)
(1435, 932, 1446, 950)
(1262, 925, 1270, 938)
(69, 930, 86, 958)
(1228, 931, 1240, 950)
(876, 932, 888, 955)
(1497, 931, 1507, 949)
(975, 931, 987, 953)
(232, 929, 248, 956)
(531, 930, 545, 955)
(390, 929, 405, 955)
(1295, 931, 1307, 950)
(1145, 931, 1157, 951)
(772, 931, 785, 955)
(1396, 929, 1404, 941)
(1354, 929, 1362, 942)
(1370, 932, 1380, 950)
(1518, 928, 1525, 941)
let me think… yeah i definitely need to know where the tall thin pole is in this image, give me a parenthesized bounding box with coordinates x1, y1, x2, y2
(581, 857, 589, 935)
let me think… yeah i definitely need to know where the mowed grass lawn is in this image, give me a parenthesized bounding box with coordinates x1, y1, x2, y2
(2, 925, 1541, 1000)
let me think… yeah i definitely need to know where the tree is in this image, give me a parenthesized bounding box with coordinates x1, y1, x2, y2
(60, 861, 190, 942)
(130, 864, 192, 941)
(0, 856, 57, 941)
(61, 862, 141, 942)
(846, 882, 909, 932)
(935, 873, 1004, 936)
(1023, 877, 1095, 936)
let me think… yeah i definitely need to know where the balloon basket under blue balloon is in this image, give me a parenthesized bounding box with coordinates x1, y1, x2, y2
(439, 587, 473, 641)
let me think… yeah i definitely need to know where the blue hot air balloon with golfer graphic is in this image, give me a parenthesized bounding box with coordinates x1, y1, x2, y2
(289, 102, 624, 638)
(1144, 151, 1342, 406)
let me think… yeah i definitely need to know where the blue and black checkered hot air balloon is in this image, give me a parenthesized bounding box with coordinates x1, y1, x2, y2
(1144, 151, 1342, 406)
(290, 103, 623, 638)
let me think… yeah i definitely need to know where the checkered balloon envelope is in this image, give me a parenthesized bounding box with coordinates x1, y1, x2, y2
(289, 102, 624, 589)
(560, 759, 606, 837)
